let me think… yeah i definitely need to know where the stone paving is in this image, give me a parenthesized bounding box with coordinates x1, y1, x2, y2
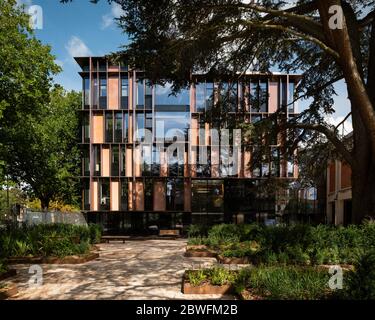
(6, 239, 235, 300)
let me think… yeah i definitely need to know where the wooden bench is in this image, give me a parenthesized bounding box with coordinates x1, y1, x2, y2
(101, 236, 128, 243)
(159, 229, 180, 237)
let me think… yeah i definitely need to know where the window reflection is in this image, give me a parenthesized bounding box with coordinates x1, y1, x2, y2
(155, 83, 189, 106)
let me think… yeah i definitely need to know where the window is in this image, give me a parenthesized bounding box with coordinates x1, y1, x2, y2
(259, 80, 268, 112)
(92, 77, 98, 108)
(250, 80, 268, 112)
(136, 113, 145, 141)
(155, 111, 189, 142)
(120, 146, 126, 176)
(100, 78, 107, 96)
(196, 82, 206, 112)
(206, 82, 214, 111)
(93, 145, 101, 176)
(82, 147, 90, 176)
(105, 112, 113, 142)
(82, 113, 90, 143)
(142, 145, 152, 176)
(114, 112, 122, 143)
(83, 179, 90, 210)
(121, 77, 128, 109)
(83, 77, 90, 108)
(99, 180, 110, 210)
(123, 113, 128, 143)
(166, 178, 184, 211)
(206, 180, 224, 212)
(145, 80, 152, 109)
(155, 83, 189, 106)
(99, 78, 107, 109)
(137, 79, 145, 108)
(144, 178, 153, 211)
(111, 146, 119, 176)
(121, 179, 128, 210)
(228, 82, 238, 112)
(288, 81, 295, 113)
(152, 145, 160, 176)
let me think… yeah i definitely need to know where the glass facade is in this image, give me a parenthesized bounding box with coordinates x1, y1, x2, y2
(78, 58, 299, 233)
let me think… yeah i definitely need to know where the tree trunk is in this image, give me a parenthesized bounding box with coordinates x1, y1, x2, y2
(351, 107, 375, 223)
(40, 197, 50, 212)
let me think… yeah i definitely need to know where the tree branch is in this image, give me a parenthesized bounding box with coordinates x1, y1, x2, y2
(283, 122, 354, 166)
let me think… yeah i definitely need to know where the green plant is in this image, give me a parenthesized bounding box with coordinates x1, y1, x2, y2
(235, 266, 331, 300)
(186, 269, 207, 287)
(13, 240, 31, 257)
(209, 267, 237, 286)
(340, 250, 375, 300)
(187, 224, 208, 238)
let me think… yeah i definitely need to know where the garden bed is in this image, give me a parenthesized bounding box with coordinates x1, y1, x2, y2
(185, 246, 217, 258)
(0, 284, 18, 300)
(0, 269, 17, 281)
(182, 272, 233, 294)
(6, 252, 99, 265)
(217, 255, 251, 264)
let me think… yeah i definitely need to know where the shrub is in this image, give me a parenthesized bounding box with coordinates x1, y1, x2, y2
(236, 266, 331, 300)
(187, 224, 208, 238)
(187, 236, 208, 246)
(207, 224, 241, 245)
(340, 250, 375, 300)
(0, 223, 99, 258)
(88, 223, 102, 244)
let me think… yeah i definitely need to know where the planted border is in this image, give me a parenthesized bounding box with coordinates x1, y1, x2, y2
(182, 271, 234, 295)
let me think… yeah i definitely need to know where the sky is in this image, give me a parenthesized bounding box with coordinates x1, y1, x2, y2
(17, 0, 352, 133)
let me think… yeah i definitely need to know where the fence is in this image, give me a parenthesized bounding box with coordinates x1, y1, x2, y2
(18, 209, 87, 226)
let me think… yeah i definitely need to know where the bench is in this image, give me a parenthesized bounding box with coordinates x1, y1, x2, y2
(159, 229, 180, 237)
(101, 236, 128, 243)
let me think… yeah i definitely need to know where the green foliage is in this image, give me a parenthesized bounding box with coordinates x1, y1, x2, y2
(0, 260, 8, 275)
(340, 250, 375, 300)
(190, 223, 375, 266)
(187, 237, 209, 246)
(186, 269, 207, 287)
(236, 266, 331, 300)
(208, 267, 237, 286)
(88, 223, 103, 244)
(186, 224, 208, 238)
(186, 267, 237, 287)
(0, 223, 102, 258)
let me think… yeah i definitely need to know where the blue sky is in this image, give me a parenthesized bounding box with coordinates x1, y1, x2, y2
(19, 0, 128, 91)
(18, 0, 352, 132)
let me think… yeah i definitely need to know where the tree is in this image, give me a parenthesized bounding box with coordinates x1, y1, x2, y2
(63, 0, 375, 223)
(3, 86, 81, 211)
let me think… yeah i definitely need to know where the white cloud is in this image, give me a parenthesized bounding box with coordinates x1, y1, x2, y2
(65, 36, 92, 58)
(325, 115, 353, 135)
(101, 3, 125, 29)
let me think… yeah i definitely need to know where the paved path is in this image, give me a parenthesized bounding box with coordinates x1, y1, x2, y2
(7, 240, 235, 300)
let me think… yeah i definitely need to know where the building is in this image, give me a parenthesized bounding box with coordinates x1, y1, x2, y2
(76, 56, 301, 234)
(326, 158, 352, 226)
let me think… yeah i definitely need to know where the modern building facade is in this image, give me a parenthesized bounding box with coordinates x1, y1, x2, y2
(76, 56, 301, 234)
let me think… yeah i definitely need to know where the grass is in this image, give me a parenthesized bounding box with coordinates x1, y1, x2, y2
(235, 266, 332, 300)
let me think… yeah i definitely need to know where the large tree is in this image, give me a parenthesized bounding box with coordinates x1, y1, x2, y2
(3, 86, 81, 210)
(64, 0, 375, 222)
(0, 0, 63, 211)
